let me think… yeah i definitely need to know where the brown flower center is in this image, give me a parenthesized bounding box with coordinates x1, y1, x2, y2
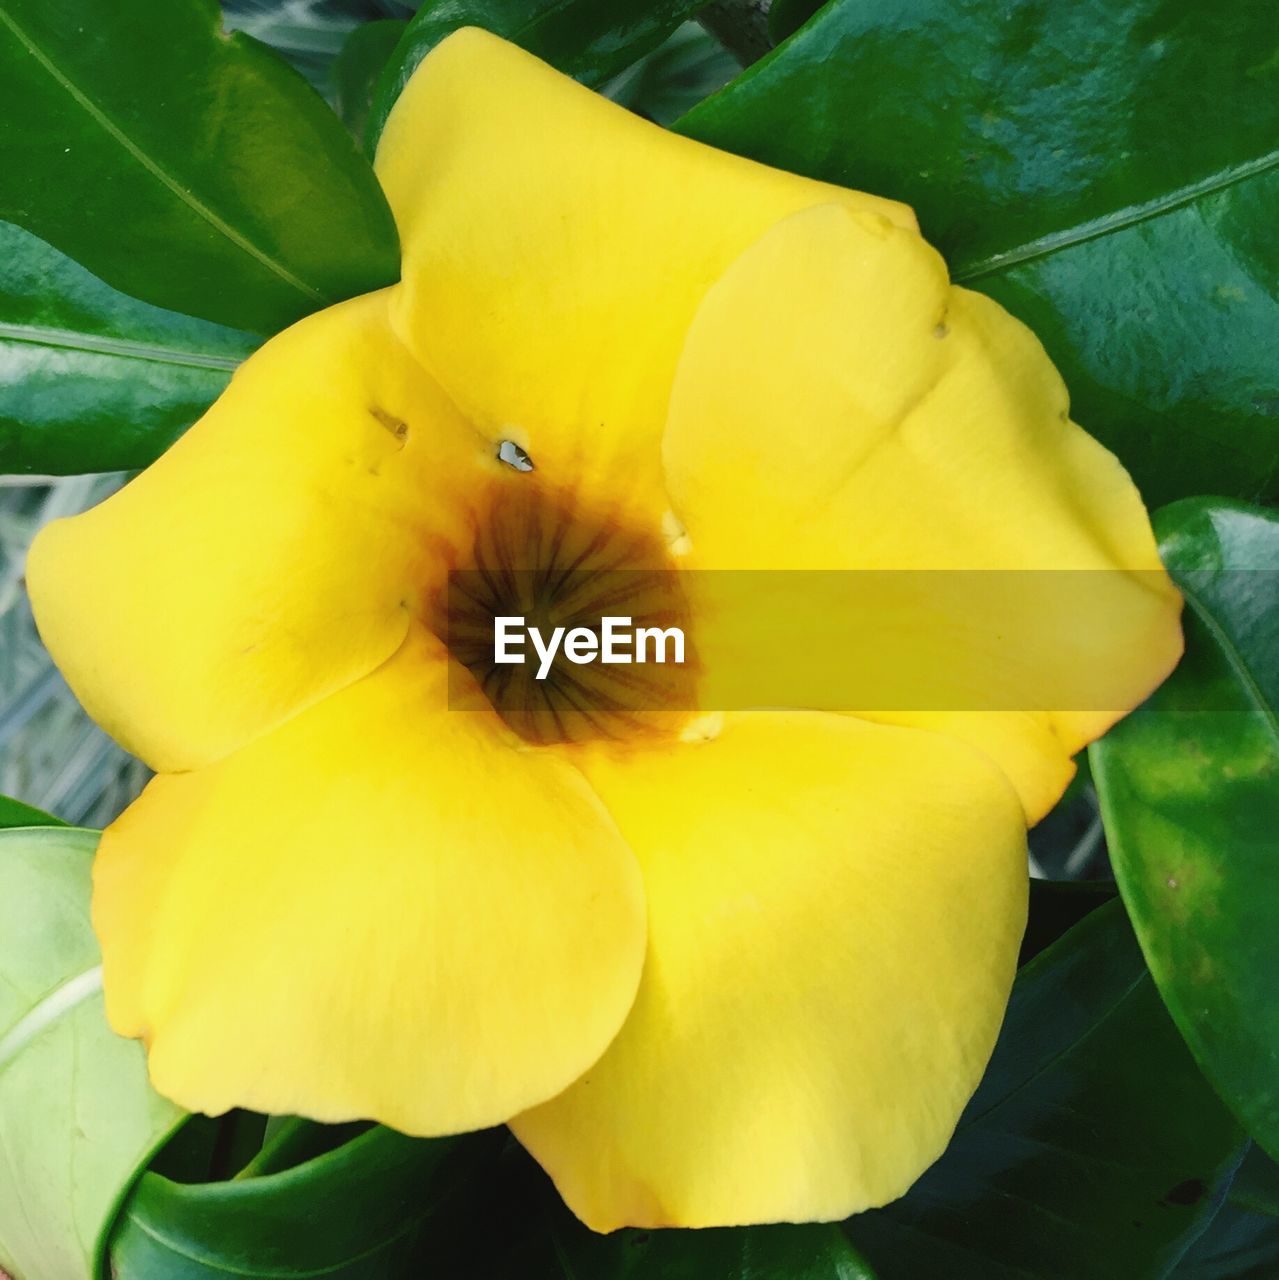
(443, 455, 694, 744)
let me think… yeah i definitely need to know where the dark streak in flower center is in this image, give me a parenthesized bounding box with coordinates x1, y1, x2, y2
(445, 474, 694, 745)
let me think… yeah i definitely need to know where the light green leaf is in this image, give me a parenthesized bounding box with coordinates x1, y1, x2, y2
(0, 220, 256, 475)
(1093, 498, 1279, 1164)
(0, 0, 399, 335)
(0, 826, 185, 1280)
(678, 0, 1279, 506)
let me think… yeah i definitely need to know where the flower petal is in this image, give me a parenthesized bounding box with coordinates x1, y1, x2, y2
(661, 203, 1182, 818)
(374, 28, 915, 515)
(94, 626, 646, 1134)
(513, 712, 1027, 1229)
(27, 291, 493, 772)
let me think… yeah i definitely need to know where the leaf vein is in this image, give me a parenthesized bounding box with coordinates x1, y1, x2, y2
(957, 148, 1279, 282)
(1177, 575, 1279, 748)
(0, 9, 327, 308)
(959, 970, 1147, 1131)
(0, 322, 245, 372)
(0, 964, 102, 1076)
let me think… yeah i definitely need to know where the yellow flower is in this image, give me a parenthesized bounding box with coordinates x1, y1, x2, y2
(26, 30, 1181, 1231)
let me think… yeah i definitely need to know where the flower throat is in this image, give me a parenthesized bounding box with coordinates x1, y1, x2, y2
(443, 451, 694, 745)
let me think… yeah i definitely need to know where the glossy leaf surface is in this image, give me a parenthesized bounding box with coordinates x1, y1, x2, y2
(767, 0, 824, 43)
(0, 220, 255, 474)
(415, 1138, 879, 1278)
(333, 18, 407, 139)
(605, 20, 739, 127)
(0, 0, 399, 334)
(1174, 1147, 1279, 1278)
(0, 792, 63, 828)
(366, 0, 709, 150)
(679, 0, 1279, 506)
(850, 901, 1246, 1278)
(1093, 498, 1279, 1163)
(110, 1123, 474, 1280)
(0, 826, 184, 1280)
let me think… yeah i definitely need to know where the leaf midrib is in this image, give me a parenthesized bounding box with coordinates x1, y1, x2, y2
(0, 7, 326, 308)
(1177, 574, 1279, 749)
(0, 320, 245, 372)
(956, 147, 1279, 282)
(0, 964, 102, 1075)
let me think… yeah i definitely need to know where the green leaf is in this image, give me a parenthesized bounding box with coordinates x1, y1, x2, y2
(1092, 498, 1279, 1167)
(1174, 1147, 1279, 1278)
(1020, 876, 1115, 964)
(333, 19, 408, 140)
(524, 1218, 879, 1279)
(421, 1138, 880, 1278)
(366, 0, 710, 152)
(0, 825, 185, 1280)
(0, 220, 256, 475)
(766, 0, 825, 43)
(0, 791, 64, 828)
(561, 1225, 877, 1279)
(109, 1123, 480, 1280)
(849, 900, 1246, 1279)
(604, 21, 740, 128)
(0, 0, 399, 335)
(677, 0, 1279, 507)
(1231, 1149, 1279, 1219)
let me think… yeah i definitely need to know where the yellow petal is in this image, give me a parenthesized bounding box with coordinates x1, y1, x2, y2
(853, 710, 1076, 826)
(374, 28, 915, 516)
(94, 627, 647, 1134)
(27, 291, 494, 772)
(661, 203, 1182, 819)
(514, 712, 1027, 1229)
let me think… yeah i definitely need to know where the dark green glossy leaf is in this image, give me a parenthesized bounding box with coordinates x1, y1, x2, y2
(0, 826, 185, 1280)
(420, 1138, 879, 1279)
(1020, 876, 1115, 965)
(678, 0, 1279, 506)
(1232, 1149, 1279, 1217)
(366, 0, 710, 151)
(767, 0, 825, 43)
(0, 220, 256, 474)
(0, 0, 399, 335)
(1092, 498, 1279, 1165)
(524, 1219, 878, 1279)
(1175, 1203, 1279, 1279)
(333, 19, 408, 139)
(110, 1122, 477, 1280)
(849, 901, 1246, 1279)
(605, 20, 739, 127)
(1175, 1148, 1279, 1278)
(0, 791, 63, 828)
